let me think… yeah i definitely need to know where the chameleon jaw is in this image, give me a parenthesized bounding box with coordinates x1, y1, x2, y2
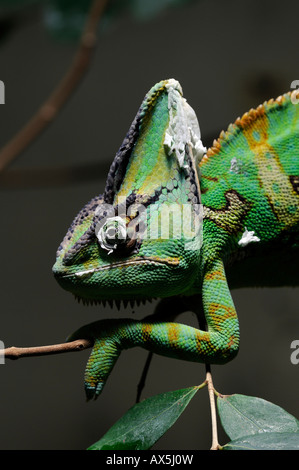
(73, 295, 155, 309)
(52, 255, 183, 304)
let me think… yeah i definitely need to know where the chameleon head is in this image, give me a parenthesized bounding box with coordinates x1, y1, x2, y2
(52, 79, 206, 304)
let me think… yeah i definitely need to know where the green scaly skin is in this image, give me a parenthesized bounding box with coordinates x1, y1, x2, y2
(53, 80, 299, 399)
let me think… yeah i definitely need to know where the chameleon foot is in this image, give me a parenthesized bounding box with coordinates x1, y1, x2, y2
(68, 319, 127, 400)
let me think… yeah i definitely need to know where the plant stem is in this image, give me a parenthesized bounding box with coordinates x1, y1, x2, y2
(136, 351, 153, 403)
(205, 365, 220, 450)
(0, 339, 92, 360)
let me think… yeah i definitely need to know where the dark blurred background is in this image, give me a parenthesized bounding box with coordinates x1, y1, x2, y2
(0, 0, 298, 450)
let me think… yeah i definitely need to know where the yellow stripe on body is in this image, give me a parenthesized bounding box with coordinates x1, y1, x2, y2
(241, 110, 299, 227)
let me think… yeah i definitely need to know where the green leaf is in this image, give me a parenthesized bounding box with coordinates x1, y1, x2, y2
(217, 394, 299, 441)
(88, 385, 200, 450)
(223, 431, 299, 450)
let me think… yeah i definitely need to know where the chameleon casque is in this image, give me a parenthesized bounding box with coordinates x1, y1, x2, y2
(52, 79, 299, 400)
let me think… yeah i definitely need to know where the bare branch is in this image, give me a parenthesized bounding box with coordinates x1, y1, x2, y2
(1, 339, 93, 360)
(0, 0, 109, 173)
(136, 351, 153, 403)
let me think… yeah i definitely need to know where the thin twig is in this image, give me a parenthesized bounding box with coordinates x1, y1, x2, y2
(0, 0, 109, 173)
(136, 351, 153, 403)
(205, 365, 220, 450)
(0, 339, 93, 360)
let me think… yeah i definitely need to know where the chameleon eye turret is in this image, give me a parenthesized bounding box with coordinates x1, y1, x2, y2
(96, 216, 128, 254)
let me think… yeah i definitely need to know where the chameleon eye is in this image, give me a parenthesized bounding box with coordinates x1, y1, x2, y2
(96, 216, 133, 255)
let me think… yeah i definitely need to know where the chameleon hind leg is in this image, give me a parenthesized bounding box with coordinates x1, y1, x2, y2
(69, 259, 240, 399)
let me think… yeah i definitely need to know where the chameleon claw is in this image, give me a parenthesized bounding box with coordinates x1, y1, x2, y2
(85, 382, 104, 401)
(85, 385, 96, 402)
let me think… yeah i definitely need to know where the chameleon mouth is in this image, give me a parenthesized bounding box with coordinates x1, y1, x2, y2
(54, 256, 180, 280)
(53, 256, 181, 304)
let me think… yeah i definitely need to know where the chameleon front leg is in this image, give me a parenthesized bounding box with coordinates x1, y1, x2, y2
(69, 259, 239, 399)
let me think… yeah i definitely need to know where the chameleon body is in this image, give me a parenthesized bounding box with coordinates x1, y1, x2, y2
(53, 79, 299, 399)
